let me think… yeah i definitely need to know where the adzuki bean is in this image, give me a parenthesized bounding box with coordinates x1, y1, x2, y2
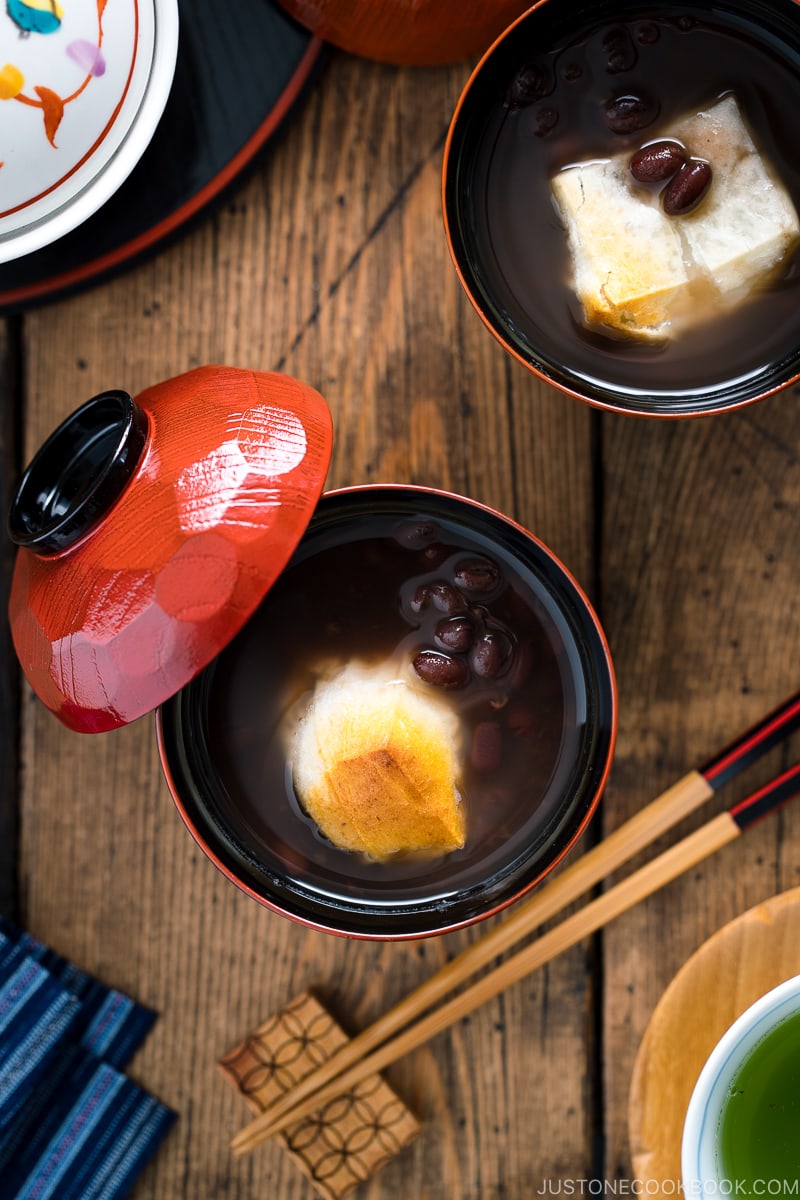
(453, 557, 501, 595)
(602, 25, 637, 74)
(393, 520, 439, 549)
(605, 92, 659, 135)
(434, 616, 476, 653)
(408, 584, 431, 615)
(662, 159, 712, 215)
(429, 581, 466, 614)
(635, 21, 659, 45)
(505, 62, 554, 111)
(629, 140, 685, 183)
(531, 106, 559, 138)
(413, 650, 470, 689)
(471, 630, 513, 679)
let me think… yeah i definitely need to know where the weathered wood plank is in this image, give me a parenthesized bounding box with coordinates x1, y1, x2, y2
(599, 394, 800, 1181)
(17, 52, 600, 1199)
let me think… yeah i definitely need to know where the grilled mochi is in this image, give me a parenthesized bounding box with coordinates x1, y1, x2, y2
(551, 94, 800, 341)
(290, 661, 465, 860)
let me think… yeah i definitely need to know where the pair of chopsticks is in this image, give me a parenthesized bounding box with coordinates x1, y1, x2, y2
(231, 690, 800, 1155)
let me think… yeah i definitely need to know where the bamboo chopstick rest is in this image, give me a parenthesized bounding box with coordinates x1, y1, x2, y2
(219, 991, 419, 1198)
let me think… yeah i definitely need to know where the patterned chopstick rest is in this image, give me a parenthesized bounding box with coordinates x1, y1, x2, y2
(219, 991, 420, 1200)
(0, 920, 176, 1200)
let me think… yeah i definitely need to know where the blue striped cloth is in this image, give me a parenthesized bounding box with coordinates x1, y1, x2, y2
(0, 921, 176, 1200)
(0, 922, 157, 1069)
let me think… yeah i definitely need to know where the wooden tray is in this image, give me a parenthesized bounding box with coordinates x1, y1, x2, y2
(629, 887, 800, 1188)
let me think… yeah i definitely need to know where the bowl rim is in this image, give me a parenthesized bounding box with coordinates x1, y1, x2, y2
(441, 0, 800, 420)
(156, 482, 618, 940)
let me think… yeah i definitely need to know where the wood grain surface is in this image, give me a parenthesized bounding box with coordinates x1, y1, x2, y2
(1, 43, 799, 1200)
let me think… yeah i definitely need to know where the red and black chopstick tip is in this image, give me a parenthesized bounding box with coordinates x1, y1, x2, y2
(730, 762, 800, 832)
(702, 693, 800, 791)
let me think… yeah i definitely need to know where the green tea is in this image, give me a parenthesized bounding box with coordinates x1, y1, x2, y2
(718, 1008, 800, 1194)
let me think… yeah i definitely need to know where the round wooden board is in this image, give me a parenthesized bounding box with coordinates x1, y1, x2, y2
(628, 887, 800, 1189)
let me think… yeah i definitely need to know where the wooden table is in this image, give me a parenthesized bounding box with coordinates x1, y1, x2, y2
(1, 41, 799, 1200)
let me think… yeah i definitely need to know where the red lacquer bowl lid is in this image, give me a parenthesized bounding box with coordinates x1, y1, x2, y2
(7, 365, 333, 732)
(273, 0, 532, 66)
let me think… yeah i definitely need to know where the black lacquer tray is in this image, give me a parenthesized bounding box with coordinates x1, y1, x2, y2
(0, 0, 325, 313)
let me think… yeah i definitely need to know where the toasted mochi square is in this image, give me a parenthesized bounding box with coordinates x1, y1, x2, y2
(662, 95, 800, 300)
(552, 159, 690, 341)
(290, 662, 465, 861)
(551, 94, 800, 340)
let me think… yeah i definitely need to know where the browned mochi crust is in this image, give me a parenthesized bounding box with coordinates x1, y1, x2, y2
(551, 95, 800, 341)
(289, 662, 465, 860)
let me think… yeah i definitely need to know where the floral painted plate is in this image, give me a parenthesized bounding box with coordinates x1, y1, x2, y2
(0, 0, 325, 309)
(0, 0, 179, 262)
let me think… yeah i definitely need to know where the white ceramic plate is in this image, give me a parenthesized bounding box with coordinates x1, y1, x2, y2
(0, 0, 179, 263)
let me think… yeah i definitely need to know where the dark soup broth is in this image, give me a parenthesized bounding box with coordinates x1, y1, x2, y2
(460, 2, 800, 407)
(176, 496, 609, 916)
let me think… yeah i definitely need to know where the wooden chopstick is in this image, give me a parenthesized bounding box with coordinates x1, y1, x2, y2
(232, 762, 800, 1151)
(230, 692, 800, 1154)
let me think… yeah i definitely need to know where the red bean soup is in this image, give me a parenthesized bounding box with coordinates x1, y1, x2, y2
(444, 0, 800, 414)
(158, 489, 616, 937)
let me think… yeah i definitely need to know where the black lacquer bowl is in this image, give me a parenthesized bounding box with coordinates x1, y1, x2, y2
(443, 0, 800, 417)
(158, 486, 617, 939)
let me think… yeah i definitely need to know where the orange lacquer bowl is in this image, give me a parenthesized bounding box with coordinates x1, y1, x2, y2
(272, 0, 533, 66)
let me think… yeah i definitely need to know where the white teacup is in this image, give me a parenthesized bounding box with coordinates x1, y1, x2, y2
(0, 0, 179, 262)
(681, 974, 800, 1197)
